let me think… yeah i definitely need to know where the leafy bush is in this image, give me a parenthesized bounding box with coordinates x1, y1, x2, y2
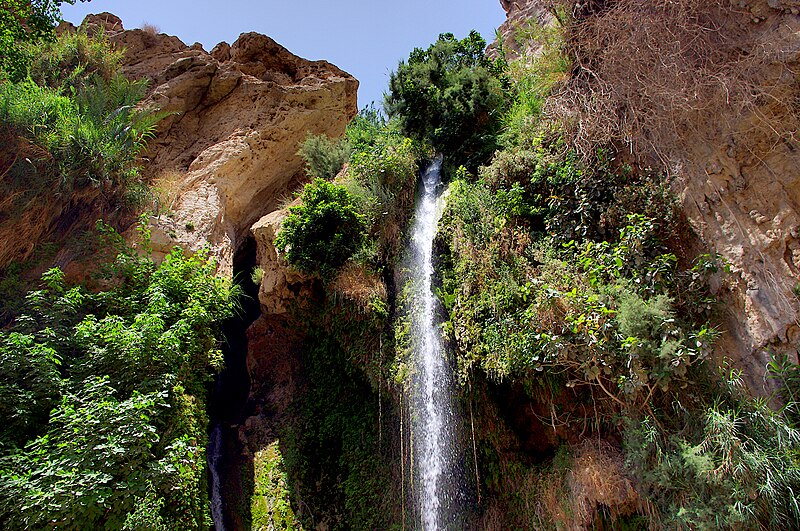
(385, 31, 507, 169)
(0, 1, 86, 81)
(347, 133, 419, 256)
(29, 29, 123, 93)
(0, 28, 163, 211)
(0, 230, 239, 529)
(298, 133, 351, 180)
(345, 104, 387, 151)
(275, 178, 366, 276)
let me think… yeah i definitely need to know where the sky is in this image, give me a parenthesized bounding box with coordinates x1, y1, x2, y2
(60, 0, 507, 109)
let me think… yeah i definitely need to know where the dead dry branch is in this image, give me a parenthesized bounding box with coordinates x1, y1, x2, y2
(548, 0, 799, 165)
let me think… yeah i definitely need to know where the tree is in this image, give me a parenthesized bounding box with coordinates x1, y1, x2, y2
(0, 240, 239, 528)
(275, 178, 366, 277)
(0, 0, 87, 81)
(385, 31, 507, 169)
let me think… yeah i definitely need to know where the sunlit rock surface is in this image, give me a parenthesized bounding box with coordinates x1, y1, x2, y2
(67, 13, 358, 276)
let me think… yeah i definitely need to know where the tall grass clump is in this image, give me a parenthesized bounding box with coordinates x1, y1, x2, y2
(28, 29, 123, 93)
(298, 132, 352, 181)
(0, 28, 162, 204)
(0, 75, 159, 198)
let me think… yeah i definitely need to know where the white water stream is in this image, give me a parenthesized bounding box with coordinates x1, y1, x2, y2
(409, 156, 458, 530)
(208, 423, 225, 530)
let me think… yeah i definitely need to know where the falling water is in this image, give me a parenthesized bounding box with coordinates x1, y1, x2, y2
(409, 155, 459, 530)
(208, 423, 225, 530)
(206, 238, 259, 530)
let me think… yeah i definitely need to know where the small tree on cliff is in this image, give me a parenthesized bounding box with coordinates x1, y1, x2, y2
(275, 178, 366, 277)
(385, 31, 507, 169)
(0, 0, 88, 81)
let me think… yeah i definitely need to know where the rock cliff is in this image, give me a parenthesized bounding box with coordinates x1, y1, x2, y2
(69, 13, 358, 276)
(487, 0, 554, 59)
(495, 0, 800, 392)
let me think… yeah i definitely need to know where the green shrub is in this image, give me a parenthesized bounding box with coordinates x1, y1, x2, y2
(275, 178, 366, 277)
(0, 232, 239, 529)
(298, 132, 351, 180)
(345, 103, 387, 150)
(29, 29, 123, 93)
(347, 133, 419, 259)
(385, 31, 508, 169)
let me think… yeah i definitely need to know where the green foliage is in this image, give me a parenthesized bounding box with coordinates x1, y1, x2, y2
(442, 207, 713, 401)
(0, 234, 239, 529)
(0, 1, 86, 81)
(625, 371, 800, 529)
(499, 22, 570, 147)
(2, 378, 166, 529)
(285, 110, 422, 280)
(1, 74, 158, 195)
(385, 31, 507, 169)
(283, 318, 397, 530)
(767, 352, 800, 427)
(29, 29, 124, 93)
(298, 133, 352, 180)
(251, 441, 302, 530)
(275, 178, 367, 277)
(346, 131, 420, 264)
(251, 266, 264, 286)
(345, 104, 386, 150)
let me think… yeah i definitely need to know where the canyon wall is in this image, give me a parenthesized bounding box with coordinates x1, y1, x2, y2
(68, 13, 358, 276)
(495, 0, 800, 392)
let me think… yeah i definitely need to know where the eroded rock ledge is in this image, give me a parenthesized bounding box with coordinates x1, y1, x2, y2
(65, 13, 358, 276)
(491, 0, 800, 391)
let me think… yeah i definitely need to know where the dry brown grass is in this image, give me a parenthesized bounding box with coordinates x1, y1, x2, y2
(569, 439, 647, 526)
(140, 22, 160, 35)
(548, 0, 799, 165)
(150, 169, 184, 215)
(0, 132, 59, 267)
(536, 439, 651, 529)
(328, 261, 387, 313)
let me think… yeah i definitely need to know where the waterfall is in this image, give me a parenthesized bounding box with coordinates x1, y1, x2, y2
(206, 238, 259, 530)
(409, 155, 459, 530)
(208, 423, 225, 530)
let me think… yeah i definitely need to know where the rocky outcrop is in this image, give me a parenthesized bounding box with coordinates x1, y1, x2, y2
(487, 0, 555, 59)
(497, 0, 800, 391)
(70, 13, 358, 275)
(668, 2, 800, 388)
(250, 205, 316, 315)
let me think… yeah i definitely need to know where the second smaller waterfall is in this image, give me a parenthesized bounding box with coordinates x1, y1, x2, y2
(208, 423, 225, 530)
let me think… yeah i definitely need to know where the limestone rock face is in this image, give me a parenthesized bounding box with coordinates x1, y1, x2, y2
(666, 3, 800, 387)
(487, 0, 555, 60)
(79, 14, 358, 275)
(498, 0, 800, 390)
(250, 206, 316, 315)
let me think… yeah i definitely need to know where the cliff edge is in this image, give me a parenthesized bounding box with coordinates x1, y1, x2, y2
(494, 0, 800, 392)
(64, 13, 358, 276)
